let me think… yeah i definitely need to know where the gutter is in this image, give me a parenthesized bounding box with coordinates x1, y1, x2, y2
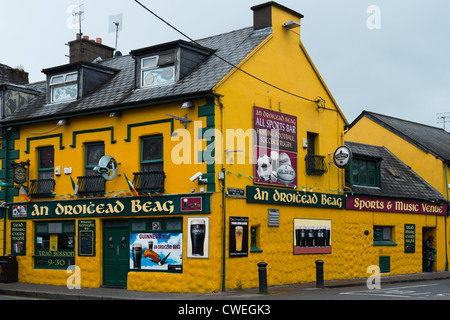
(0, 91, 213, 127)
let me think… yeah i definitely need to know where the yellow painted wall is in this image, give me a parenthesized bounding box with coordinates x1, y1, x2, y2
(345, 116, 448, 197)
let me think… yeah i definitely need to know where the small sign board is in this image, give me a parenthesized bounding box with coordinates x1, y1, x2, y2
(78, 220, 95, 256)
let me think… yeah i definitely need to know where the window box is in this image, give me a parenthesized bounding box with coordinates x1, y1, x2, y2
(132, 171, 165, 192)
(28, 179, 56, 198)
(305, 154, 328, 175)
(77, 175, 106, 195)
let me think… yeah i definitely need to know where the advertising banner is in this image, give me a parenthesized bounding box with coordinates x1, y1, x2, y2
(346, 196, 447, 216)
(187, 217, 209, 258)
(253, 106, 297, 187)
(130, 233, 182, 272)
(229, 216, 248, 257)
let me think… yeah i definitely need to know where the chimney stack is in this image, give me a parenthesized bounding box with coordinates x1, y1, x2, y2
(0, 64, 29, 85)
(251, 2, 304, 30)
(68, 35, 115, 63)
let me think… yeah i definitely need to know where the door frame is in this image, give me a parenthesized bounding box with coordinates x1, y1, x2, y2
(103, 220, 130, 287)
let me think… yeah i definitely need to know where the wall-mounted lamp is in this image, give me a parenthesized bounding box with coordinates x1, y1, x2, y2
(282, 20, 301, 29)
(109, 111, 122, 118)
(166, 113, 192, 129)
(57, 119, 69, 126)
(181, 101, 194, 109)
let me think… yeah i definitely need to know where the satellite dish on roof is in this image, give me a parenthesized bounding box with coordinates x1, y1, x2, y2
(93, 155, 118, 181)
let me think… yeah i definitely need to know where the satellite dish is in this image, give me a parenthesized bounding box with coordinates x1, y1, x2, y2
(94, 155, 118, 181)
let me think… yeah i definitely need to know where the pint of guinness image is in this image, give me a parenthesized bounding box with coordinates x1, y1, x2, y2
(132, 243, 142, 269)
(190, 219, 206, 256)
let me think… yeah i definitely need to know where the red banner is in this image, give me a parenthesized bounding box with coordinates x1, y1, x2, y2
(346, 196, 447, 216)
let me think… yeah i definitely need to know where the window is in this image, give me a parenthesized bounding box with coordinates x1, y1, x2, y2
(250, 226, 263, 253)
(50, 72, 78, 103)
(305, 132, 327, 175)
(38, 147, 54, 180)
(351, 158, 380, 187)
(373, 226, 396, 246)
(85, 143, 105, 176)
(34, 221, 75, 269)
(141, 136, 163, 172)
(141, 53, 175, 87)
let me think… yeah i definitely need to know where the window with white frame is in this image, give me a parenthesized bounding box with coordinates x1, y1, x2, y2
(50, 72, 78, 103)
(141, 53, 175, 87)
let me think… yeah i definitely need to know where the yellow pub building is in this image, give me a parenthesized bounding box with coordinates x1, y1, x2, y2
(0, 2, 447, 292)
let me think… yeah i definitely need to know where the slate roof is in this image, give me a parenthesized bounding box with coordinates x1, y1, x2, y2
(350, 111, 450, 163)
(1, 26, 272, 124)
(345, 141, 446, 202)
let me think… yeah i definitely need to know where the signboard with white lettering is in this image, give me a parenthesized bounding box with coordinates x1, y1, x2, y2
(8, 194, 211, 220)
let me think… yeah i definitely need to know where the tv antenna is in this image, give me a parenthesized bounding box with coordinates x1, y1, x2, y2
(109, 14, 123, 51)
(72, 4, 85, 37)
(436, 112, 450, 130)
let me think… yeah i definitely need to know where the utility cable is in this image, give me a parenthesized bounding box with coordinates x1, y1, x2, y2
(134, 0, 323, 106)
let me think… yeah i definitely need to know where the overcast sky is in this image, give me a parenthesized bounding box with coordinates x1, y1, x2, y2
(1, 0, 449, 128)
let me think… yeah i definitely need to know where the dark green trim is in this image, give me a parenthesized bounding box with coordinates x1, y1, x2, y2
(373, 241, 397, 247)
(197, 97, 216, 192)
(70, 127, 116, 148)
(25, 133, 64, 154)
(124, 118, 174, 142)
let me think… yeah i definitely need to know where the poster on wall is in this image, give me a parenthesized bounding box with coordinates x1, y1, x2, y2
(187, 217, 209, 258)
(130, 233, 183, 272)
(11, 222, 26, 256)
(229, 216, 249, 257)
(253, 106, 298, 188)
(293, 219, 332, 254)
(404, 224, 415, 253)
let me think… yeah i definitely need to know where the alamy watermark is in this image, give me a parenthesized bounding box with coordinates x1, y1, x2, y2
(367, 5, 381, 30)
(367, 265, 381, 289)
(67, 265, 81, 290)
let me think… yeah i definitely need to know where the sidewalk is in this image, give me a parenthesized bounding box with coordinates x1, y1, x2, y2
(1, 271, 450, 300)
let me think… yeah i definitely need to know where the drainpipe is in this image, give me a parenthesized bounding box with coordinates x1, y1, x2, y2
(444, 164, 449, 271)
(213, 93, 227, 292)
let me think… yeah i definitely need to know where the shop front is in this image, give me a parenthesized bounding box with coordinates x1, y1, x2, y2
(346, 195, 448, 274)
(7, 193, 216, 291)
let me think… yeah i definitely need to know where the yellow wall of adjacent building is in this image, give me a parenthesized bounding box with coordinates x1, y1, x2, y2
(345, 116, 448, 197)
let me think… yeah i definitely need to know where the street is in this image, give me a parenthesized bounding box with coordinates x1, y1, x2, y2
(216, 279, 450, 301)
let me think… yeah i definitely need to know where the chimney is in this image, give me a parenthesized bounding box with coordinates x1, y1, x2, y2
(251, 2, 304, 30)
(0, 64, 29, 85)
(68, 35, 115, 63)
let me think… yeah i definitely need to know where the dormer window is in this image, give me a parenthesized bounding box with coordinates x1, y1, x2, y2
(43, 62, 118, 105)
(50, 72, 78, 103)
(131, 40, 213, 90)
(141, 53, 175, 87)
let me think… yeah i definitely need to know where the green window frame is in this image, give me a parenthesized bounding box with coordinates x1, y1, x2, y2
(38, 147, 54, 180)
(350, 157, 380, 187)
(130, 218, 182, 233)
(250, 226, 263, 253)
(34, 220, 75, 269)
(141, 135, 163, 172)
(85, 142, 105, 176)
(373, 225, 397, 246)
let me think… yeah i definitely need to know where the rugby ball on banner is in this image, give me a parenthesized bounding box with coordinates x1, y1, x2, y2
(333, 146, 352, 168)
(277, 164, 296, 184)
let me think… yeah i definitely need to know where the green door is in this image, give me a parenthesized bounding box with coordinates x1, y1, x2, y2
(103, 226, 129, 287)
